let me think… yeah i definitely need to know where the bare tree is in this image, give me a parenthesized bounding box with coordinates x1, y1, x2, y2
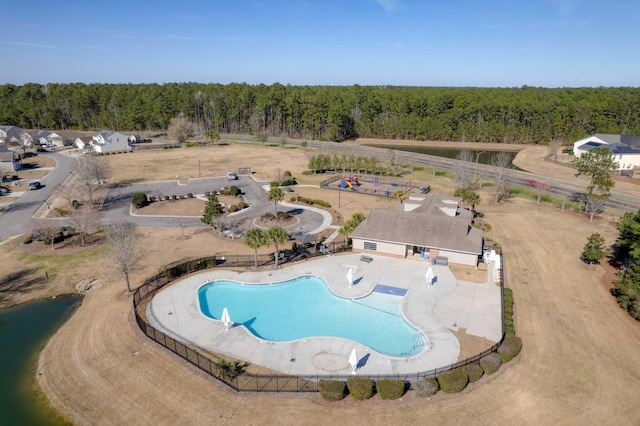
(69, 205, 101, 245)
(222, 215, 247, 239)
(491, 152, 512, 203)
(454, 150, 475, 189)
(531, 180, 552, 204)
(29, 220, 62, 250)
(77, 154, 111, 208)
(585, 194, 608, 222)
(170, 217, 189, 239)
(547, 138, 562, 160)
(8, 131, 32, 156)
(58, 180, 78, 208)
(105, 222, 144, 293)
(168, 113, 195, 143)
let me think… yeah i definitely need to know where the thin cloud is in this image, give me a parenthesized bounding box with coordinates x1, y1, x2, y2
(374, 0, 404, 13)
(0, 40, 56, 49)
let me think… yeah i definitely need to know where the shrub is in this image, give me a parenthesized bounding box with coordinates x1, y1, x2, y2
(187, 192, 193, 198)
(412, 377, 439, 397)
(437, 369, 469, 393)
(290, 196, 296, 202)
(131, 192, 147, 208)
(23, 235, 33, 244)
(229, 185, 241, 196)
(71, 199, 81, 209)
(503, 287, 515, 335)
(462, 363, 484, 383)
(479, 352, 502, 375)
(54, 207, 70, 216)
(346, 377, 373, 400)
(312, 199, 331, 208)
(238, 201, 247, 209)
(229, 205, 239, 213)
(302, 170, 313, 175)
(283, 170, 292, 177)
(497, 335, 522, 363)
(376, 379, 405, 400)
(281, 177, 297, 186)
(319, 380, 346, 401)
(269, 181, 279, 187)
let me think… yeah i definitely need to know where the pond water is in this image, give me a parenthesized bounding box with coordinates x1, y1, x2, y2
(0, 296, 81, 426)
(366, 144, 520, 168)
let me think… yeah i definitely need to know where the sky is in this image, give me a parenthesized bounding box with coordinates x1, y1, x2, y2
(2, 0, 639, 87)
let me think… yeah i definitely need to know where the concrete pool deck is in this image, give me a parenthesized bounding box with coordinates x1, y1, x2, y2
(146, 253, 503, 377)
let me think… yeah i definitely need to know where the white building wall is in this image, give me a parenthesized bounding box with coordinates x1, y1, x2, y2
(437, 249, 478, 267)
(352, 239, 406, 257)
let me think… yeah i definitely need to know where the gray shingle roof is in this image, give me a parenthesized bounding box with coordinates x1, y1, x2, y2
(350, 206, 482, 255)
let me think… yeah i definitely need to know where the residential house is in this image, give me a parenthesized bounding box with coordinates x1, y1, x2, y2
(0, 126, 34, 147)
(349, 192, 483, 266)
(573, 134, 640, 171)
(0, 144, 21, 180)
(38, 130, 80, 147)
(91, 130, 130, 153)
(74, 136, 93, 150)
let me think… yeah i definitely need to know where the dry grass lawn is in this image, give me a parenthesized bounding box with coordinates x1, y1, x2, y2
(3, 140, 640, 424)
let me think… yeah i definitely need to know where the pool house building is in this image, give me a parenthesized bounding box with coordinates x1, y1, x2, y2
(349, 192, 483, 266)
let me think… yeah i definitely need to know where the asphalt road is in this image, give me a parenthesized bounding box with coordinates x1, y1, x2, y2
(0, 151, 77, 241)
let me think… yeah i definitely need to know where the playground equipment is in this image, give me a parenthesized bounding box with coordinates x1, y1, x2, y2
(341, 176, 361, 189)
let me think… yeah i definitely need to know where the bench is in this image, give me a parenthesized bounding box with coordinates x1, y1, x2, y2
(360, 255, 374, 263)
(432, 256, 448, 266)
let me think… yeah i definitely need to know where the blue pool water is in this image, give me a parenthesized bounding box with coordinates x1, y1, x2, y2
(198, 276, 425, 357)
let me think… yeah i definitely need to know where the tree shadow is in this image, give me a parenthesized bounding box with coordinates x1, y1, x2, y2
(0, 268, 44, 302)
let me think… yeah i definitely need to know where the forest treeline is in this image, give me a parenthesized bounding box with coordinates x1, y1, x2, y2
(1, 83, 639, 144)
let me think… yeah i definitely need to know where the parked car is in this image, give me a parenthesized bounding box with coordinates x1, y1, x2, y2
(0, 187, 9, 195)
(226, 171, 237, 180)
(28, 181, 41, 190)
(36, 147, 48, 152)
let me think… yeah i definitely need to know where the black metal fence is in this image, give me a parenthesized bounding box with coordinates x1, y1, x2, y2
(133, 248, 507, 392)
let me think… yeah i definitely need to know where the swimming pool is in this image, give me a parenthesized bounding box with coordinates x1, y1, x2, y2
(198, 276, 425, 357)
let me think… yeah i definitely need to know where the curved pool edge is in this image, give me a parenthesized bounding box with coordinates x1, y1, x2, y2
(197, 275, 432, 358)
(146, 254, 465, 376)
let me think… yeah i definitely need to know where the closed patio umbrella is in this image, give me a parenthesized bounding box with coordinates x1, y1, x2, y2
(349, 348, 358, 374)
(221, 307, 231, 332)
(425, 267, 434, 285)
(347, 267, 354, 288)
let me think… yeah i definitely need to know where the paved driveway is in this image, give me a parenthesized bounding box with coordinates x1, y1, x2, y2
(101, 176, 329, 235)
(0, 151, 77, 241)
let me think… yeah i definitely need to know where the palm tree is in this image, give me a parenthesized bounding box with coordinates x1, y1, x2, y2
(393, 189, 407, 204)
(265, 226, 289, 268)
(243, 228, 266, 269)
(268, 186, 284, 215)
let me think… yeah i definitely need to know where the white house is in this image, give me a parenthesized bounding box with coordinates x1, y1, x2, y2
(573, 134, 640, 170)
(349, 192, 483, 266)
(38, 130, 79, 147)
(0, 126, 34, 147)
(91, 130, 130, 153)
(74, 136, 93, 150)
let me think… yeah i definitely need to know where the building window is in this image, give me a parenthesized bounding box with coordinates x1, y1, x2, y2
(363, 241, 377, 251)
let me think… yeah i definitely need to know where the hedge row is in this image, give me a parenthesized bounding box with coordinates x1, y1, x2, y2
(320, 379, 407, 401)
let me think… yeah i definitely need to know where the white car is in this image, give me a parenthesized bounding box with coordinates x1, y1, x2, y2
(226, 171, 237, 180)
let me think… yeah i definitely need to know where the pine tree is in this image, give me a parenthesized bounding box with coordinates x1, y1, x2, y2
(201, 193, 224, 226)
(581, 233, 606, 265)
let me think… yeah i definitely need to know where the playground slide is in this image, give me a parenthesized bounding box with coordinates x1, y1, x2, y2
(344, 178, 353, 188)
